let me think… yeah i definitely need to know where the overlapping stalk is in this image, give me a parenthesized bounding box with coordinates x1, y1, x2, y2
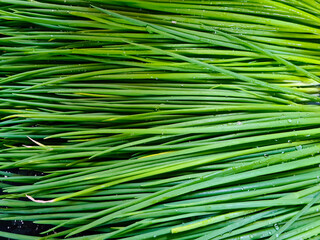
(1, 0, 320, 239)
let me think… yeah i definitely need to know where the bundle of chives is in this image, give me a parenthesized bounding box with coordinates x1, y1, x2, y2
(1, 0, 320, 239)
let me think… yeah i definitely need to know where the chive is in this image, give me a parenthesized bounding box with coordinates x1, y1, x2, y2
(2, 1, 320, 239)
